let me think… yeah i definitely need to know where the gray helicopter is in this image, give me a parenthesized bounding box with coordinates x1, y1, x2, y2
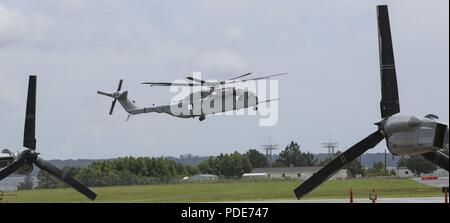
(97, 73, 285, 121)
(294, 5, 449, 199)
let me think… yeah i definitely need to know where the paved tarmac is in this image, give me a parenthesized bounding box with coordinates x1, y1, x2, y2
(233, 197, 447, 203)
(413, 177, 449, 188)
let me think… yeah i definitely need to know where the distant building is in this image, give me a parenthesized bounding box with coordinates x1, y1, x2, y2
(244, 167, 347, 181)
(396, 167, 415, 178)
(242, 173, 270, 180)
(397, 167, 449, 178)
(183, 174, 218, 182)
(386, 166, 397, 172)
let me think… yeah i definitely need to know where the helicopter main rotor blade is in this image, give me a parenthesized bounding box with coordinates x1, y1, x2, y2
(34, 157, 97, 200)
(421, 151, 449, 171)
(23, 75, 37, 150)
(228, 72, 252, 80)
(143, 72, 285, 88)
(185, 77, 206, 84)
(185, 72, 253, 84)
(206, 73, 288, 87)
(226, 73, 288, 85)
(0, 156, 27, 181)
(141, 82, 200, 87)
(243, 72, 288, 81)
(377, 5, 400, 118)
(294, 130, 384, 199)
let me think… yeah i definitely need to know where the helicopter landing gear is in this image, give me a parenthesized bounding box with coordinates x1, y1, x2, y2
(199, 116, 206, 121)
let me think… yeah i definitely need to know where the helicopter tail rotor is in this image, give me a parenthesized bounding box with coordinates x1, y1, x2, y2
(97, 80, 138, 115)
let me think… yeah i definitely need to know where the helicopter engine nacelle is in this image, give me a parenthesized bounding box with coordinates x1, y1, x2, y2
(383, 116, 422, 135)
(383, 116, 448, 156)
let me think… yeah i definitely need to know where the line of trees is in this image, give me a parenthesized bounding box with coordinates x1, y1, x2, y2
(35, 157, 201, 188)
(273, 141, 317, 167)
(76, 157, 202, 187)
(32, 141, 321, 189)
(32, 141, 446, 188)
(245, 149, 269, 168)
(397, 156, 437, 177)
(197, 152, 252, 179)
(27, 143, 447, 190)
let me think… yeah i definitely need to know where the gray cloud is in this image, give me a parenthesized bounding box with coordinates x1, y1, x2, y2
(0, 0, 448, 159)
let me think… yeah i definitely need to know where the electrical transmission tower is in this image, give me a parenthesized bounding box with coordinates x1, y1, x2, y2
(261, 137, 279, 167)
(321, 134, 338, 158)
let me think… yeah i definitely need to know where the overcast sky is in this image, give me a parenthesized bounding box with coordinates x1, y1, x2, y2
(0, 0, 448, 159)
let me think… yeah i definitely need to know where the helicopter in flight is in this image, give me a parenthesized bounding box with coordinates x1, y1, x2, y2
(97, 72, 286, 121)
(294, 5, 449, 199)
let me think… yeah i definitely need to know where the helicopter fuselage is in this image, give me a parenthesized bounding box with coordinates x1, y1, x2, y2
(128, 87, 260, 120)
(175, 87, 259, 117)
(382, 116, 449, 156)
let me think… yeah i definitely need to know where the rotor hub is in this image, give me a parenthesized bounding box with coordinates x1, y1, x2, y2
(20, 149, 38, 163)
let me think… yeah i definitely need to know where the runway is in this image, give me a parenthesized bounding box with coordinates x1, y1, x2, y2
(233, 197, 447, 203)
(413, 177, 449, 188)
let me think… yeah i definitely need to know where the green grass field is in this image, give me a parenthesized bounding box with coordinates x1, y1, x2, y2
(1, 178, 442, 203)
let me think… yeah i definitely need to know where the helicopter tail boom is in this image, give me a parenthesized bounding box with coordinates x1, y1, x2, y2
(97, 90, 138, 115)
